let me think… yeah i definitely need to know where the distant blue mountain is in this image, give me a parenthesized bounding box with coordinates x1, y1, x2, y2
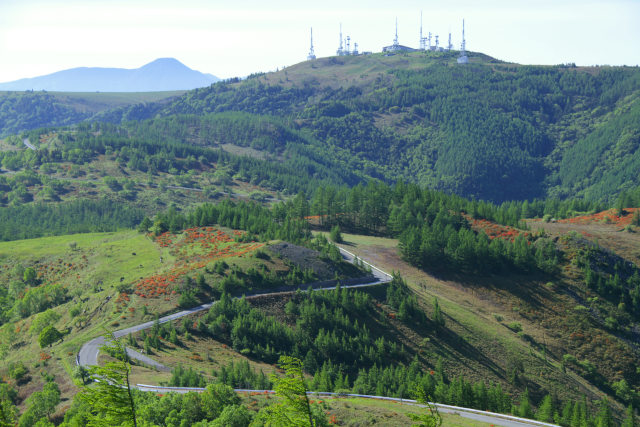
(0, 58, 219, 92)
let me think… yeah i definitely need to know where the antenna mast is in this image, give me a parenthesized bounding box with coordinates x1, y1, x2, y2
(419, 11, 425, 50)
(393, 17, 399, 48)
(457, 19, 468, 64)
(462, 19, 466, 53)
(337, 23, 344, 56)
(307, 27, 316, 60)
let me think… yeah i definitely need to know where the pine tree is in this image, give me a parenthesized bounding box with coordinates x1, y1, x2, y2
(329, 225, 343, 243)
(262, 356, 317, 426)
(433, 297, 445, 328)
(518, 388, 534, 419)
(407, 386, 442, 427)
(622, 405, 638, 427)
(595, 398, 613, 427)
(536, 394, 554, 422)
(80, 331, 138, 426)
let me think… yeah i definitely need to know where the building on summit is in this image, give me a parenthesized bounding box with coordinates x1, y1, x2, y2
(382, 18, 416, 53)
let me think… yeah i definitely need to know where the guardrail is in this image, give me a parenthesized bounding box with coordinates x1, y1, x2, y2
(134, 385, 558, 426)
(80, 246, 555, 426)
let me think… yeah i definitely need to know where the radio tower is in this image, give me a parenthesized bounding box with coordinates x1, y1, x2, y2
(457, 19, 468, 64)
(448, 31, 453, 51)
(307, 27, 316, 60)
(336, 23, 344, 56)
(393, 17, 399, 49)
(419, 11, 426, 50)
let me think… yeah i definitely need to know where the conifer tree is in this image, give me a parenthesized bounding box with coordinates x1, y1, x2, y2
(329, 225, 343, 243)
(622, 405, 638, 427)
(407, 386, 442, 427)
(263, 356, 316, 426)
(536, 394, 554, 422)
(595, 398, 613, 427)
(517, 388, 534, 419)
(433, 297, 445, 328)
(80, 331, 137, 426)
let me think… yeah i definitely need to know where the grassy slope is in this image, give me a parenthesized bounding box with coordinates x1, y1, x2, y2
(322, 232, 628, 413)
(0, 231, 168, 406)
(0, 132, 281, 215)
(254, 50, 489, 90)
(241, 394, 492, 426)
(2, 218, 636, 419)
(131, 226, 632, 412)
(0, 90, 185, 114)
(0, 228, 362, 408)
(46, 91, 186, 113)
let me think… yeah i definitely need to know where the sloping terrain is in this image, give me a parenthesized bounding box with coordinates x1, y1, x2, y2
(136, 51, 640, 203)
(0, 58, 218, 92)
(0, 227, 364, 408)
(3, 52, 640, 203)
(0, 90, 184, 136)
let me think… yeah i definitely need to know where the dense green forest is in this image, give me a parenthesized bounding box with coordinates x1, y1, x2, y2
(3, 54, 640, 203)
(0, 199, 144, 241)
(306, 181, 559, 274)
(0, 92, 87, 137)
(0, 91, 182, 137)
(105, 54, 640, 203)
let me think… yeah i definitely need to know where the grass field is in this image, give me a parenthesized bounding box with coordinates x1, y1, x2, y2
(0, 90, 185, 114)
(0, 227, 362, 408)
(239, 394, 494, 426)
(328, 232, 615, 409)
(1, 218, 636, 420)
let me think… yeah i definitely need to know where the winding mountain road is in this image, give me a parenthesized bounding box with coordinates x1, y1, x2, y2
(77, 245, 555, 427)
(78, 247, 391, 368)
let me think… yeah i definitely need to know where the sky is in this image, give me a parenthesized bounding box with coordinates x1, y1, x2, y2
(1, 0, 639, 82)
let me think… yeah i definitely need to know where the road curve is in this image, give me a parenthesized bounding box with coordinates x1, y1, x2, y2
(78, 247, 390, 367)
(78, 246, 552, 427)
(23, 138, 36, 150)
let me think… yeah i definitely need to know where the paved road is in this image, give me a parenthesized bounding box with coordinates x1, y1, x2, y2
(23, 138, 36, 150)
(133, 386, 557, 427)
(77, 247, 553, 427)
(78, 302, 216, 367)
(77, 247, 390, 368)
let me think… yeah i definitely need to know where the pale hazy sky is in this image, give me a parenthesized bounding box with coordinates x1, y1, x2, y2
(1, 0, 639, 82)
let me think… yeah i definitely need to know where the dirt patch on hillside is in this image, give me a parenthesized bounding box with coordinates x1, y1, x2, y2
(529, 220, 640, 266)
(267, 242, 335, 280)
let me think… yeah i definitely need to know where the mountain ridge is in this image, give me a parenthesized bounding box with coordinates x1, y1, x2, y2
(0, 58, 219, 92)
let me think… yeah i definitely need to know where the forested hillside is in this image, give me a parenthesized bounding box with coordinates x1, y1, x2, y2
(137, 52, 640, 203)
(3, 52, 640, 203)
(2, 51, 640, 426)
(0, 90, 183, 137)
